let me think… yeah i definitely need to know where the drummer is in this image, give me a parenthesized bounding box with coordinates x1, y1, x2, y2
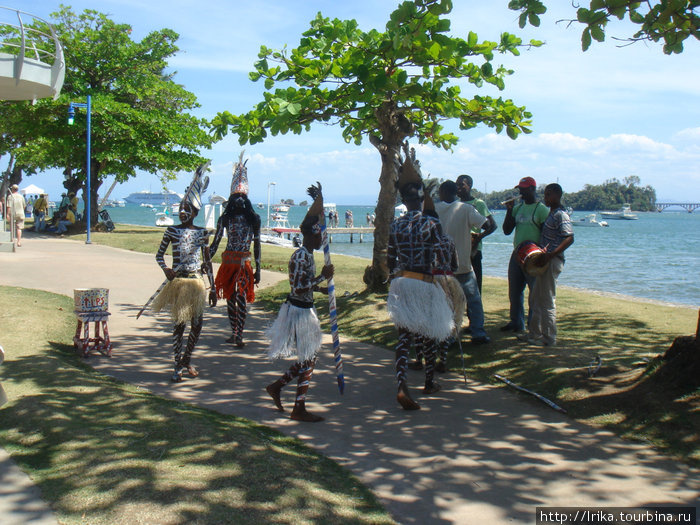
(501, 177, 550, 334)
(518, 183, 573, 346)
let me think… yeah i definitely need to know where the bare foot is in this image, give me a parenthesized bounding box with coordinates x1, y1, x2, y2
(225, 335, 236, 343)
(235, 336, 245, 348)
(186, 366, 199, 378)
(422, 382, 441, 395)
(266, 383, 284, 412)
(397, 384, 420, 410)
(290, 408, 324, 422)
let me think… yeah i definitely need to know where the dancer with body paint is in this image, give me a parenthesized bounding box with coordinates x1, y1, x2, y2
(151, 163, 216, 382)
(210, 152, 261, 347)
(265, 183, 334, 422)
(387, 144, 454, 411)
(409, 189, 465, 373)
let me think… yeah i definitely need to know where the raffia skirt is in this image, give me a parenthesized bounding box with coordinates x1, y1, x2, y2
(387, 276, 454, 342)
(266, 302, 322, 363)
(151, 276, 207, 325)
(434, 274, 466, 335)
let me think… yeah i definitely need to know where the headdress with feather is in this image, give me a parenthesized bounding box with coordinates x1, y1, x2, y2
(303, 182, 324, 234)
(230, 151, 249, 195)
(182, 161, 210, 211)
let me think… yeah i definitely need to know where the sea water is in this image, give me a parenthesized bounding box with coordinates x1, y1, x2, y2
(101, 204, 700, 307)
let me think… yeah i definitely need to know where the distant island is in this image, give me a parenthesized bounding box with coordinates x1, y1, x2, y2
(477, 176, 656, 212)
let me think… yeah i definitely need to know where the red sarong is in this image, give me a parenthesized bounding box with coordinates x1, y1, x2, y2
(215, 250, 255, 303)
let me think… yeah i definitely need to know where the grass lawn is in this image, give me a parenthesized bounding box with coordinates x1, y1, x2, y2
(0, 285, 393, 525)
(62, 225, 700, 465)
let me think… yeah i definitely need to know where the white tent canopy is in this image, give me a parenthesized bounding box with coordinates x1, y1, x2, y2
(20, 184, 45, 195)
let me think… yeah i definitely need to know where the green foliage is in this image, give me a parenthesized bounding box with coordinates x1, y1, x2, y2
(564, 176, 657, 211)
(0, 7, 213, 222)
(211, 0, 541, 149)
(210, 0, 542, 284)
(509, 0, 700, 54)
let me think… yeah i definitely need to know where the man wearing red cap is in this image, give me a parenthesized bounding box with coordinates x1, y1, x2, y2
(501, 177, 550, 333)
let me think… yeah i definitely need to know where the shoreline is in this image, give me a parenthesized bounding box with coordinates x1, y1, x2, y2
(86, 222, 700, 310)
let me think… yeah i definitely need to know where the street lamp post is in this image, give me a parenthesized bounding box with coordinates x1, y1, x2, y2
(266, 181, 276, 229)
(68, 95, 91, 244)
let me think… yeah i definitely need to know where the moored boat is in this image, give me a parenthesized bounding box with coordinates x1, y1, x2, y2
(573, 214, 609, 227)
(601, 203, 638, 220)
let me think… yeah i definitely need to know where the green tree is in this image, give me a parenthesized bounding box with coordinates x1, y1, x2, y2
(0, 7, 213, 225)
(508, 0, 699, 54)
(211, 0, 540, 289)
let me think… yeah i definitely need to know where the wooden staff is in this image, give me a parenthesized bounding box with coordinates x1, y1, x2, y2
(494, 374, 567, 414)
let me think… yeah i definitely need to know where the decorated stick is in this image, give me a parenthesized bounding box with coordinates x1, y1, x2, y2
(456, 337, 468, 385)
(136, 265, 181, 319)
(307, 182, 344, 394)
(494, 374, 567, 414)
(320, 219, 344, 394)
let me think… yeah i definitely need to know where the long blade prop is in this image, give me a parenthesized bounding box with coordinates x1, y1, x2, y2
(494, 374, 567, 414)
(136, 265, 181, 319)
(320, 220, 344, 394)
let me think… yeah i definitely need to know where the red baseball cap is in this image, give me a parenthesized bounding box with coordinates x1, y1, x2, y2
(515, 177, 536, 189)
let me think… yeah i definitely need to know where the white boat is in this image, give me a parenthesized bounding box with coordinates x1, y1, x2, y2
(273, 204, 290, 213)
(125, 189, 183, 205)
(573, 214, 609, 227)
(155, 205, 174, 227)
(257, 203, 264, 209)
(209, 193, 226, 205)
(270, 212, 291, 229)
(155, 213, 174, 227)
(601, 203, 638, 220)
(260, 233, 295, 247)
(140, 203, 154, 208)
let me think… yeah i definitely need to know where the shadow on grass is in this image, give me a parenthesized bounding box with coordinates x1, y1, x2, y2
(0, 318, 391, 524)
(262, 282, 698, 466)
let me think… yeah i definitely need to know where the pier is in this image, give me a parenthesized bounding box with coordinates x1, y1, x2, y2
(264, 226, 375, 243)
(655, 202, 700, 213)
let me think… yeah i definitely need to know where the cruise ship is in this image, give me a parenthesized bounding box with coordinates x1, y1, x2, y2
(123, 190, 183, 205)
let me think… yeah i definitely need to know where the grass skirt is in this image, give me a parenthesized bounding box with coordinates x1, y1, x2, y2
(266, 302, 322, 362)
(151, 277, 207, 325)
(435, 274, 466, 335)
(388, 277, 454, 342)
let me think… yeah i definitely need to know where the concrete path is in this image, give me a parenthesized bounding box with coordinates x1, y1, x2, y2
(1, 236, 698, 524)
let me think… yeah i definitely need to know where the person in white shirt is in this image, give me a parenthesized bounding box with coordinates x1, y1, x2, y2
(434, 181, 491, 344)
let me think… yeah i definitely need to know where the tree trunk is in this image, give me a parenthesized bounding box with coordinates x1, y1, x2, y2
(86, 158, 102, 226)
(364, 142, 401, 291)
(363, 101, 413, 291)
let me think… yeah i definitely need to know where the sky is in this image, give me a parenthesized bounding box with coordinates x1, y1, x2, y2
(7, 0, 700, 204)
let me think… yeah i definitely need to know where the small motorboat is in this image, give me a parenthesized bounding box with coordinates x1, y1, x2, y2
(573, 214, 609, 227)
(155, 213, 174, 227)
(601, 203, 638, 220)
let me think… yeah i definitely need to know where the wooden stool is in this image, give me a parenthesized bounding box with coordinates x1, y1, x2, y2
(73, 312, 112, 357)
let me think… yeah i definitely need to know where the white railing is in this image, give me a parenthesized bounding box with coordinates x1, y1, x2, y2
(0, 6, 65, 100)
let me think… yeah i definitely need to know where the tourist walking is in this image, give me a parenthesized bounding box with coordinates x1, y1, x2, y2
(6, 184, 26, 246)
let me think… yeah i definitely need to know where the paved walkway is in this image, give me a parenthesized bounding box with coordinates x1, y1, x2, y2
(1, 236, 698, 524)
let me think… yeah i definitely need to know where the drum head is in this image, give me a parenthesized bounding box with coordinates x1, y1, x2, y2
(523, 253, 549, 276)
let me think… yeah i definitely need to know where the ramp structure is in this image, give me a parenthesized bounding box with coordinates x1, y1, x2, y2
(0, 6, 64, 102)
